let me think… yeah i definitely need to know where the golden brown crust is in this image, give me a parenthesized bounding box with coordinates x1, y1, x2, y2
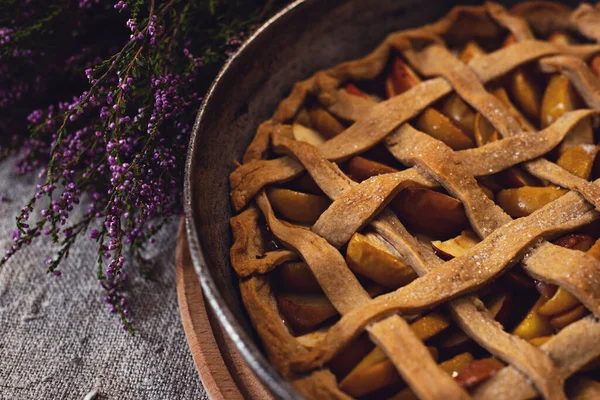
(239, 275, 307, 376)
(486, 2, 535, 41)
(229, 206, 297, 277)
(291, 370, 353, 400)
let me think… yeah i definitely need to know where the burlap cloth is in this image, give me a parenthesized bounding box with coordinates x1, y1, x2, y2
(0, 159, 206, 400)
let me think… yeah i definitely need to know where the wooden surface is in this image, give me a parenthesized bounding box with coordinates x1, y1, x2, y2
(175, 217, 275, 400)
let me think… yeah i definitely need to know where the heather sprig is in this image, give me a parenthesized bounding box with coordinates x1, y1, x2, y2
(0, 0, 283, 333)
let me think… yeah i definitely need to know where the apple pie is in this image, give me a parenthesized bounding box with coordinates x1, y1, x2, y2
(228, 2, 600, 399)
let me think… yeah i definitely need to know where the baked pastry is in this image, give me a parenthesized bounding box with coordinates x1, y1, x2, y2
(228, 2, 600, 399)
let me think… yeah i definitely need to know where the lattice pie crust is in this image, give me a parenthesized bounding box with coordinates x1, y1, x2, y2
(228, 2, 600, 399)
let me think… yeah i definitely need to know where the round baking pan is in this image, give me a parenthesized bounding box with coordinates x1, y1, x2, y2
(183, 0, 574, 398)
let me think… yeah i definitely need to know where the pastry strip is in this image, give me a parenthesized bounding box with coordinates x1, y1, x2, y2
(523, 242, 600, 317)
(230, 206, 297, 277)
(570, 3, 600, 42)
(239, 275, 309, 375)
(486, 2, 535, 41)
(291, 370, 353, 400)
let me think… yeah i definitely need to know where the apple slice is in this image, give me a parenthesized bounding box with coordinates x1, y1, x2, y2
(528, 336, 553, 347)
(343, 82, 369, 99)
(557, 145, 597, 180)
(347, 156, 398, 182)
(541, 74, 581, 128)
(560, 118, 594, 155)
(496, 167, 541, 188)
(289, 173, 323, 195)
(309, 106, 345, 139)
(328, 335, 374, 379)
(487, 292, 513, 326)
(549, 305, 588, 330)
(339, 358, 400, 397)
(512, 296, 554, 340)
(549, 32, 575, 46)
(266, 187, 330, 225)
(440, 352, 475, 377)
(440, 94, 476, 137)
(503, 35, 542, 120)
(438, 329, 474, 357)
(493, 87, 535, 132)
(534, 233, 594, 306)
(496, 186, 568, 217)
(454, 358, 504, 389)
(540, 73, 594, 154)
(508, 66, 542, 120)
(275, 292, 337, 333)
(292, 122, 326, 146)
(392, 188, 469, 238)
(535, 280, 558, 299)
(388, 353, 476, 400)
(342, 312, 449, 387)
(346, 232, 417, 289)
(386, 56, 421, 98)
(503, 268, 535, 290)
(271, 261, 322, 294)
(431, 230, 479, 260)
(537, 288, 580, 317)
(591, 55, 600, 78)
(460, 41, 486, 63)
(339, 345, 439, 397)
(410, 312, 451, 341)
(415, 108, 474, 150)
(474, 112, 497, 147)
(553, 234, 595, 251)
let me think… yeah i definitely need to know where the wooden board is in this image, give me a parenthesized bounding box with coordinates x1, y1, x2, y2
(176, 217, 274, 400)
